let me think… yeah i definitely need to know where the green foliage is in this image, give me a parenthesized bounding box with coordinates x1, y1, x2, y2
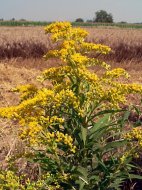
(72, 22, 142, 29)
(0, 20, 51, 26)
(75, 18, 84, 23)
(0, 20, 142, 29)
(94, 10, 113, 23)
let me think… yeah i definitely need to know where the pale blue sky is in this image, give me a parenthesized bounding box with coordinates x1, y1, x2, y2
(0, 0, 142, 23)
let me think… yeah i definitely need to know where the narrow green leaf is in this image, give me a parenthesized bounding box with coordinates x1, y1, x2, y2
(76, 166, 88, 190)
(104, 139, 127, 150)
(93, 109, 124, 118)
(120, 110, 130, 126)
(77, 166, 88, 182)
(81, 126, 87, 145)
(129, 174, 142, 180)
(89, 113, 111, 135)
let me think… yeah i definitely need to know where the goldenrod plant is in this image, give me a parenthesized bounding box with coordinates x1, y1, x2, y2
(0, 22, 142, 189)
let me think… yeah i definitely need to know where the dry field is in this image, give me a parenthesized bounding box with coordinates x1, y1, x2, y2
(0, 26, 142, 187)
(0, 26, 142, 107)
(0, 26, 142, 61)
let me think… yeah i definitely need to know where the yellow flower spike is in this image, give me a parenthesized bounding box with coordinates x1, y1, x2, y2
(124, 127, 142, 151)
(62, 40, 76, 49)
(81, 42, 111, 55)
(105, 68, 130, 79)
(50, 132, 55, 138)
(13, 84, 38, 101)
(120, 155, 126, 164)
(44, 21, 71, 34)
(70, 53, 88, 66)
(139, 141, 142, 147)
(68, 136, 73, 142)
(44, 21, 88, 43)
(71, 146, 76, 153)
(45, 131, 76, 153)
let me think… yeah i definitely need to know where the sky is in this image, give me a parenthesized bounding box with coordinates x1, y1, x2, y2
(0, 0, 142, 23)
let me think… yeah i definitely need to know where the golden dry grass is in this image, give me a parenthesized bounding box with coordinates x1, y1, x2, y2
(0, 26, 47, 43)
(0, 26, 142, 61)
(86, 27, 142, 46)
(0, 26, 141, 46)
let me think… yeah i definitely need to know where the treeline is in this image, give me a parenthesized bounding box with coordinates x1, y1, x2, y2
(72, 22, 142, 29)
(0, 20, 52, 26)
(0, 20, 142, 29)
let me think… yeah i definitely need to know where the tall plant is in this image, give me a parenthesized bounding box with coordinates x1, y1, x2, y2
(0, 22, 142, 189)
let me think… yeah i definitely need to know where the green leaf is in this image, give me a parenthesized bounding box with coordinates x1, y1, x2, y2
(76, 166, 88, 190)
(126, 164, 138, 170)
(93, 109, 124, 118)
(89, 113, 111, 136)
(104, 139, 127, 150)
(89, 175, 100, 182)
(108, 177, 124, 190)
(75, 179, 85, 190)
(129, 174, 142, 180)
(132, 105, 140, 115)
(77, 166, 88, 181)
(89, 126, 108, 142)
(119, 110, 130, 127)
(98, 161, 109, 173)
(81, 126, 87, 145)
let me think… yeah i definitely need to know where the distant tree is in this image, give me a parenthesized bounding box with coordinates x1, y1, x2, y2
(86, 19, 93, 23)
(11, 18, 15, 21)
(75, 18, 84, 22)
(119, 21, 127, 24)
(19, 18, 26, 22)
(0, 18, 4, 21)
(94, 10, 113, 23)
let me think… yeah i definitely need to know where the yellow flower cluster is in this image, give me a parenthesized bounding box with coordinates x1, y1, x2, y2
(46, 131, 76, 153)
(55, 89, 80, 110)
(86, 58, 110, 69)
(105, 68, 129, 79)
(120, 128, 142, 162)
(62, 40, 76, 49)
(0, 88, 54, 119)
(0, 170, 62, 189)
(44, 49, 69, 62)
(120, 150, 131, 164)
(124, 127, 142, 147)
(77, 66, 98, 84)
(41, 66, 71, 83)
(0, 171, 23, 189)
(40, 115, 64, 125)
(69, 28, 88, 41)
(0, 88, 81, 143)
(127, 83, 142, 94)
(0, 106, 17, 119)
(81, 42, 111, 54)
(44, 22, 88, 43)
(43, 22, 142, 110)
(44, 21, 71, 34)
(44, 22, 110, 63)
(70, 53, 88, 65)
(13, 84, 38, 101)
(20, 121, 42, 144)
